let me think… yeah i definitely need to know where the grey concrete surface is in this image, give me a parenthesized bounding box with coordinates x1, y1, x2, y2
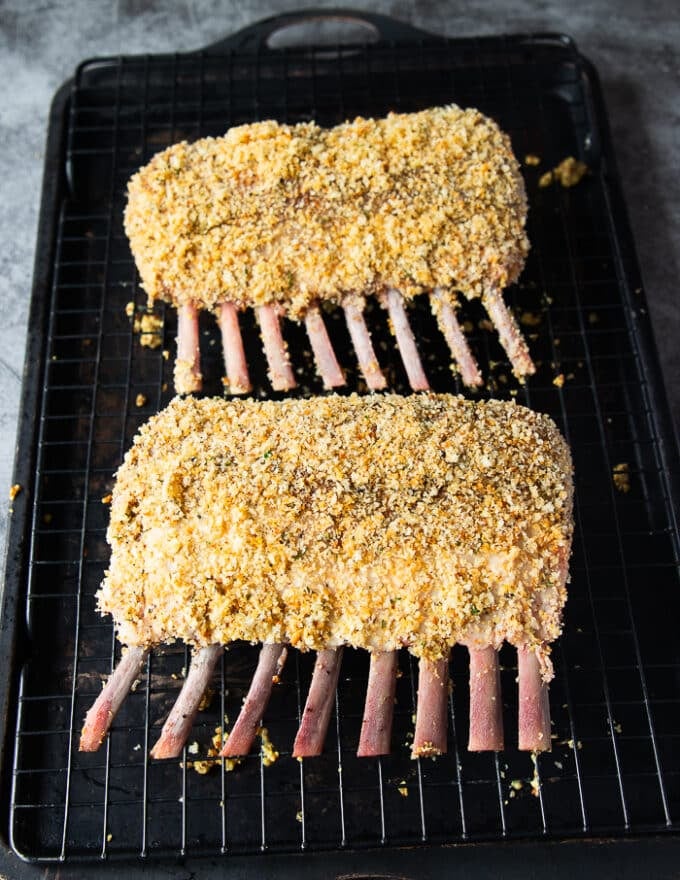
(0, 3, 678, 877)
(1, 0, 679, 562)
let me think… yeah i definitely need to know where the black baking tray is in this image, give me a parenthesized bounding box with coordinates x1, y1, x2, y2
(2, 9, 680, 876)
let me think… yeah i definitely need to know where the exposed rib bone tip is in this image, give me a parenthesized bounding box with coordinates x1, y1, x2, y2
(482, 285, 535, 379)
(357, 650, 399, 757)
(343, 302, 387, 391)
(412, 655, 450, 758)
(79, 646, 148, 753)
(257, 304, 296, 391)
(518, 647, 552, 752)
(218, 301, 252, 395)
(222, 644, 287, 757)
(150, 644, 222, 760)
(304, 306, 346, 389)
(467, 646, 504, 751)
(176, 302, 203, 394)
(381, 289, 430, 392)
(293, 648, 343, 758)
(431, 289, 483, 388)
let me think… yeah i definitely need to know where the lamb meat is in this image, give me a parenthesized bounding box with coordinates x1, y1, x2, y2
(80, 393, 572, 759)
(124, 106, 533, 395)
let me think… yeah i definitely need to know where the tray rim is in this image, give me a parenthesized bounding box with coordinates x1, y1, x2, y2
(1, 20, 679, 871)
(0, 74, 74, 862)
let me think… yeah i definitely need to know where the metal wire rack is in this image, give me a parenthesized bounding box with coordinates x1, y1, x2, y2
(3, 15, 680, 867)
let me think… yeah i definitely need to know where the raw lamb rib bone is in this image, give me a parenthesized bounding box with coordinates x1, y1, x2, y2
(80, 393, 573, 758)
(125, 105, 534, 395)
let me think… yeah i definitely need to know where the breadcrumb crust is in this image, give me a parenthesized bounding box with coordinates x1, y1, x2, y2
(98, 394, 572, 670)
(124, 106, 529, 316)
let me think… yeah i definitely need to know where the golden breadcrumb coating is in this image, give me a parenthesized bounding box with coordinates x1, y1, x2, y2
(124, 106, 529, 317)
(98, 394, 572, 669)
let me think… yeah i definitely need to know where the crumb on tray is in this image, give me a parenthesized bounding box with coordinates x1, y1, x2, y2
(613, 462, 631, 493)
(520, 311, 542, 327)
(133, 311, 164, 349)
(258, 726, 279, 766)
(539, 157, 589, 189)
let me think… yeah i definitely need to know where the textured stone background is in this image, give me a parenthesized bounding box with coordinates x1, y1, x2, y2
(0, 2, 678, 876)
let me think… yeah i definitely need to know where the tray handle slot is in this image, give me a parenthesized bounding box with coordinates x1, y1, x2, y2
(202, 8, 439, 54)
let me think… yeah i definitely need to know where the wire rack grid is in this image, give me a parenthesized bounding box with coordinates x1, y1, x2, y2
(5, 32, 680, 865)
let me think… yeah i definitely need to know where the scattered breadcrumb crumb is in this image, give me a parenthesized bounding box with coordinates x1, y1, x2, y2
(125, 301, 135, 317)
(296, 810, 303, 823)
(198, 688, 213, 712)
(553, 157, 589, 187)
(162, 349, 170, 360)
(525, 154, 541, 166)
(133, 312, 163, 349)
(613, 463, 631, 493)
(106, 833, 113, 842)
(101, 494, 113, 505)
(9, 484, 22, 501)
(529, 753, 540, 797)
(613, 721, 623, 734)
(258, 726, 279, 766)
(398, 784, 409, 797)
(553, 374, 565, 388)
(539, 157, 589, 189)
(520, 311, 542, 327)
(510, 779, 523, 791)
(188, 724, 245, 775)
(135, 393, 148, 407)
